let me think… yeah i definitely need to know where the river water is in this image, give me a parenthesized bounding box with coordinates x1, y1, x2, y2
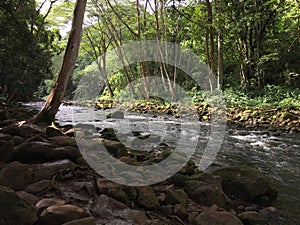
(23, 102, 300, 223)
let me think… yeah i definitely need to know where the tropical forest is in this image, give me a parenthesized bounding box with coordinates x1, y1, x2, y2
(0, 0, 299, 224)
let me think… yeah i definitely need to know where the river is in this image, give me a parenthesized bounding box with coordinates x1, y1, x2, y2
(23, 102, 300, 223)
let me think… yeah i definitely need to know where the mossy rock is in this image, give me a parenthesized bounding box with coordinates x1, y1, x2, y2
(212, 165, 277, 203)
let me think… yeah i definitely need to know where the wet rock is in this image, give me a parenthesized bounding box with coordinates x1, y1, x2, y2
(13, 141, 57, 163)
(238, 211, 266, 225)
(0, 139, 14, 162)
(213, 165, 278, 203)
(46, 126, 66, 137)
(0, 161, 32, 190)
(164, 189, 189, 205)
(47, 146, 81, 162)
(194, 208, 243, 225)
(31, 159, 76, 182)
(102, 140, 128, 158)
(26, 180, 52, 195)
(0, 185, 38, 225)
(36, 198, 66, 214)
(16, 191, 39, 205)
(62, 217, 96, 225)
(107, 110, 124, 119)
(136, 186, 159, 209)
(39, 204, 90, 225)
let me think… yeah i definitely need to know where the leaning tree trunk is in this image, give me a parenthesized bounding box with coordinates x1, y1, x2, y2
(30, 0, 87, 124)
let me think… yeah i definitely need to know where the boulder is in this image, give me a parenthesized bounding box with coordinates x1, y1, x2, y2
(46, 126, 66, 137)
(13, 141, 57, 163)
(0, 185, 38, 225)
(62, 217, 96, 225)
(16, 191, 39, 205)
(50, 136, 77, 147)
(194, 208, 243, 225)
(102, 140, 128, 158)
(31, 159, 76, 182)
(212, 165, 278, 203)
(238, 211, 267, 225)
(185, 181, 226, 207)
(47, 146, 81, 162)
(0, 140, 14, 162)
(26, 180, 52, 195)
(164, 189, 189, 205)
(36, 198, 66, 214)
(0, 161, 32, 190)
(136, 186, 159, 209)
(39, 204, 90, 225)
(107, 110, 124, 119)
(90, 194, 148, 224)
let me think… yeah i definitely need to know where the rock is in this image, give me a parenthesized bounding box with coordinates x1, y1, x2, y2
(47, 146, 81, 162)
(280, 112, 298, 121)
(0, 133, 12, 141)
(0, 140, 14, 162)
(39, 204, 90, 225)
(36, 198, 66, 214)
(0, 109, 10, 120)
(46, 126, 66, 137)
(238, 211, 266, 225)
(31, 159, 76, 182)
(50, 136, 77, 147)
(13, 135, 25, 145)
(90, 194, 148, 224)
(194, 208, 243, 225)
(96, 178, 128, 203)
(62, 217, 96, 225)
(212, 165, 278, 203)
(0, 161, 32, 190)
(164, 189, 189, 205)
(107, 110, 124, 119)
(26, 180, 52, 195)
(90, 194, 127, 218)
(1, 124, 42, 138)
(186, 181, 226, 207)
(102, 140, 128, 158)
(173, 204, 188, 219)
(16, 191, 39, 205)
(160, 205, 173, 216)
(13, 141, 57, 163)
(0, 185, 38, 225)
(136, 186, 159, 209)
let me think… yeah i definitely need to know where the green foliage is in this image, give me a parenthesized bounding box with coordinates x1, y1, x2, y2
(0, 0, 57, 101)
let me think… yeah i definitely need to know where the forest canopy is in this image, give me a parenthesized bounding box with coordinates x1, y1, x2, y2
(0, 0, 299, 105)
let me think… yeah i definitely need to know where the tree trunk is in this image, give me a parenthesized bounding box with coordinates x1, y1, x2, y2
(30, 0, 87, 124)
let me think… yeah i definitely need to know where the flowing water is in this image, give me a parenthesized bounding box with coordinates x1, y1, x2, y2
(23, 102, 300, 223)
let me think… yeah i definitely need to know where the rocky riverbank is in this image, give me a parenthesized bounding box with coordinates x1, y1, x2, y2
(0, 103, 293, 225)
(93, 99, 300, 133)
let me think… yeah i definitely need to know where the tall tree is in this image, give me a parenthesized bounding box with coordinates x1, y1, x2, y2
(31, 0, 87, 124)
